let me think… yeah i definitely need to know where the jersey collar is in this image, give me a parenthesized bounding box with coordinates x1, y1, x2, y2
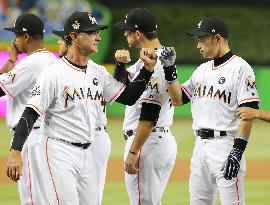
(212, 51, 236, 70)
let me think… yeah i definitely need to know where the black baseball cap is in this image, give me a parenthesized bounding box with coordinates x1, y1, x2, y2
(114, 8, 158, 32)
(64, 11, 108, 34)
(52, 29, 65, 38)
(4, 13, 44, 35)
(186, 16, 229, 38)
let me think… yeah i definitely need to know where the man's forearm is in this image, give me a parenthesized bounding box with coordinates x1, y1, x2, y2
(0, 60, 14, 74)
(167, 81, 182, 106)
(238, 120, 253, 138)
(257, 110, 270, 123)
(129, 121, 154, 154)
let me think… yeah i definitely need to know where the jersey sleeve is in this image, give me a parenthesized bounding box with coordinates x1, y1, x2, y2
(26, 69, 55, 115)
(0, 61, 34, 98)
(181, 74, 194, 100)
(237, 64, 260, 105)
(102, 70, 126, 104)
(139, 69, 164, 106)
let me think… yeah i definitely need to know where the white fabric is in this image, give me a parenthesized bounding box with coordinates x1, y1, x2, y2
(0, 51, 56, 128)
(182, 55, 259, 133)
(189, 136, 246, 205)
(123, 51, 177, 204)
(124, 132, 177, 205)
(18, 128, 47, 205)
(91, 129, 111, 204)
(40, 137, 99, 205)
(27, 58, 125, 143)
(123, 54, 174, 131)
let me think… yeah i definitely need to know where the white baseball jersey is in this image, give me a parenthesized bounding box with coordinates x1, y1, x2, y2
(123, 49, 177, 205)
(0, 50, 56, 129)
(181, 55, 259, 133)
(27, 57, 125, 143)
(123, 53, 174, 131)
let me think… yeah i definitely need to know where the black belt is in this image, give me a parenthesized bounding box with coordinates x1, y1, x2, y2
(58, 139, 91, 149)
(196, 129, 227, 139)
(124, 127, 169, 140)
(95, 126, 106, 131)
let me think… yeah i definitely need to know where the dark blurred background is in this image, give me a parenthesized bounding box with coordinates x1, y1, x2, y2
(0, 0, 270, 65)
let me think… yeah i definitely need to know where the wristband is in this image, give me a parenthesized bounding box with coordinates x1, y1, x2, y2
(129, 149, 137, 155)
(164, 64, 177, 83)
(233, 136, 249, 153)
(8, 59, 15, 65)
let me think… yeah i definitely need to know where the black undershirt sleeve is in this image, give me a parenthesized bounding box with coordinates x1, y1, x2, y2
(0, 87, 6, 97)
(181, 89, 190, 105)
(116, 67, 153, 105)
(11, 107, 39, 151)
(139, 103, 161, 126)
(113, 61, 129, 84)
(239, 101, 259, 109)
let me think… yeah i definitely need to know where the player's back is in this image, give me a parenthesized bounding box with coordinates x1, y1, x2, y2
(0, 50, 56, 129)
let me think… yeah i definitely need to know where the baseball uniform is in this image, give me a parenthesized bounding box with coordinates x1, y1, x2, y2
(181, 53, 259, 205)
(123, 52, 177, 205)
(26, 57, 138, 205)
(0, 49, 56, 205)
(92, 89, 111, 204)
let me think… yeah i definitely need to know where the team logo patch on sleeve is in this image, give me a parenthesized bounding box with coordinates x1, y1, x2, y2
(245, 76, 256, 91)
(0, 70, 16, 84)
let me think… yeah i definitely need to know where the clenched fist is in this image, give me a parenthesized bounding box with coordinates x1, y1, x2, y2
(115, 49, 131, 63)
(140, 48, 157, 72)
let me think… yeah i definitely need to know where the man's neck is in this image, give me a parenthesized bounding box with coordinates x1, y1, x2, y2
(26, 41, 45, 55)
(67, 47, 88, 67)
(141, 38, 161, 49)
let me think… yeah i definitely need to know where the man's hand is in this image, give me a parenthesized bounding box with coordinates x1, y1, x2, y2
(7, 41, 19, 63)
(221, 148, 243, 180)
(6, 149, 22, 182)
(124, 151, 140, 175)
(236, 107, 258, 121)
(115, 49, 131, 64)
(158, 47, 176, 67)
(140, 48, 157, 72)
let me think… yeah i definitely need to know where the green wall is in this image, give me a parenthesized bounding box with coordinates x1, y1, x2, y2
(107, 65, 270, 117)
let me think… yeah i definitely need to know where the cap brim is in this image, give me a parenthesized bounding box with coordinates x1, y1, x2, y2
(52, 30, 65, 37)
(83, 24, 108, 32)
(185, 29, 209, 37)
(4, 27, 23, 33)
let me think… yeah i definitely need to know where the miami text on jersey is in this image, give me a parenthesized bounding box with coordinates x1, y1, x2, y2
(193, 82, 232, 104)
(63, 85, 103, 108)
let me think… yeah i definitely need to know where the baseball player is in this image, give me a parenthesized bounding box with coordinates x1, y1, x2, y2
(168, 16, 260, 204)
(52, 30, 68, 57)
(114, 8, 178, 205)
(53, 28, 111, 204)
(236, 107, 270, 123)
(1, 14, 57, 204)
(6, 11, 157, 205)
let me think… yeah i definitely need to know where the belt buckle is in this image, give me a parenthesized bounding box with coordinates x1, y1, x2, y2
(81, 143, 91, 149)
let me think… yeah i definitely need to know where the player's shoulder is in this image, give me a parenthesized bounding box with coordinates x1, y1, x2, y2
(88, 59, 108, 74)
(233, 55, 252, 68)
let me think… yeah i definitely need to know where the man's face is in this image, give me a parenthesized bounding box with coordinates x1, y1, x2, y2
(76, 30, 101, 55)
(58, 38, 68, 57)
(196, 35, 218, 59)
(124, 30, 140, 48)
(14, 33, 27, 54)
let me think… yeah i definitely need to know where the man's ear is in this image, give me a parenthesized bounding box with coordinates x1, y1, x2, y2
(215, 34, 222, 43)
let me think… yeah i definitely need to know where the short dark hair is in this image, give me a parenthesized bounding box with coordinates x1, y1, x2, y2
(142, 31, 158, 40)
(31, 34, 44, 40)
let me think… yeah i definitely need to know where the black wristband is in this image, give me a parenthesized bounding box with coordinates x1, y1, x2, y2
(129, 150, 137, 155)
(233, 137, 248, 153)
(163, 64, 177, 83)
